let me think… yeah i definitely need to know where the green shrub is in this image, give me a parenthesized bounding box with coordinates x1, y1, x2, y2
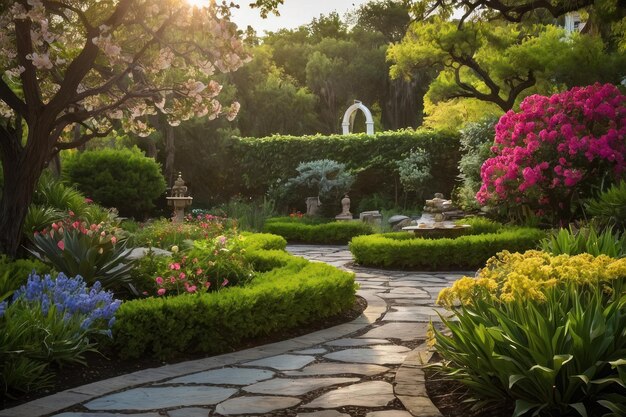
(264, 218, 374, 244)
(457, 216, 504, 234)
(63, 147, 166, 219)
(113, 242, 356, 359)
(540, 226, 626, 258)
(240, 232, 287, 251)
(586, 181, 626, 230)
(0, 256, 51, 302)
(433, 252, 626, 417)
(349, 228, 545, 269)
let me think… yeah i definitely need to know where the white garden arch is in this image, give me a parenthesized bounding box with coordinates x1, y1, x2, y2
(341, 100, 374, 135)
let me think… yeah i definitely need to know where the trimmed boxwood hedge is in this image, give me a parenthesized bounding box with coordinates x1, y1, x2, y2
(349, 228, 545, 270)
(264, 217, 374, 244)
(112, 233, 356, 359)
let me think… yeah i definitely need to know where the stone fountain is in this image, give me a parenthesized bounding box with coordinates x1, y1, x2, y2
(402, 193, 470, 236)
(167, 172, 193, 223)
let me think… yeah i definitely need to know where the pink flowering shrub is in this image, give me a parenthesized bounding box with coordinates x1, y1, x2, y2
(477, 83, 626, 223)
(153, 233, 253, 297)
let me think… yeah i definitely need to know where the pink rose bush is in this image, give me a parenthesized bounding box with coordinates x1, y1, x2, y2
(477, 83, 626, 223)
(153, 233, 253, 297)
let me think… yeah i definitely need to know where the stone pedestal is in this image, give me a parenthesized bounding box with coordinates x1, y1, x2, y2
(167, 172, 192, 223)
(360, 210, 382, 227)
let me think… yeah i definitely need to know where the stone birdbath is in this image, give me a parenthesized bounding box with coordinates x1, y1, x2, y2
(167, 172, 193, 223)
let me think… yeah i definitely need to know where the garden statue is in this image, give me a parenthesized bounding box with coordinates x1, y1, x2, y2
(306, 196, 321, 216)
(167, 172, 193, 223)
(335, 194, 353, 221)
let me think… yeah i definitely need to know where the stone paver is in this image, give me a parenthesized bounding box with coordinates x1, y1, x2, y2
(324, 338, 390, 347)
(284, 362, 389, 377)
(215, 396, 301, 415)
(302, 381, 395, 408)
(324, 345, 411, 365)
(359, 322, 430, 341)
(243, 354, 315, 371)
(163, 367, 274, 385)
(298, 412, 350, 417)
(244, 377, 359, 395)
(85, 386, 237, 410)
(5, 244, 460, 417)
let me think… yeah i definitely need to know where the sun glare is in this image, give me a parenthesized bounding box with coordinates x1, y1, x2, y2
(185, 0, 210, 8)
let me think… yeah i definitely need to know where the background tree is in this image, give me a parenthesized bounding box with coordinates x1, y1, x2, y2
(0, 0, 247, 257)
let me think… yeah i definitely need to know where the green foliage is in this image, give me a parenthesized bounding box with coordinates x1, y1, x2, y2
(63, 147, 166, 219)
(134, 215, 231, 250)
(396, 148, 431, 198)
(240, 232, 287, 251)
(457, 216, 504, 234)
(433, 282, 626, 417)
(113, 238, 356, 359)
(349, 227, 544, 269)
(0, 256, 50, 302)
(264, 218, 374, 244)
(540, 226, 626, 258)
(26, 220, 136, 294)
(25, 173, 117, 236)
(213, 196, 277, 232)
(283, 159, 354, 201)
(586, 181, 626, 230)
(456, 116, 499, 209)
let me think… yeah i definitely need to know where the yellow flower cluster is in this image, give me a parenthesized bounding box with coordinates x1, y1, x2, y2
(437, 250, 626, 308)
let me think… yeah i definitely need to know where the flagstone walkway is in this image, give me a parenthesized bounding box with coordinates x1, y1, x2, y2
(1, 245, 471, 417)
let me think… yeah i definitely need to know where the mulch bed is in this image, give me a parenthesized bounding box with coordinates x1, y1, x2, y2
(424, 353, 514, 417)
(1, 296, 367, 410)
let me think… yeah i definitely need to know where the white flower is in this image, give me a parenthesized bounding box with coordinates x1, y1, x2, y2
(26, 52, 53, 69)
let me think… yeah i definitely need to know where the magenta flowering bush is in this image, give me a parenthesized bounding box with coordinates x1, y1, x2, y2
(477, 83, 626, 223)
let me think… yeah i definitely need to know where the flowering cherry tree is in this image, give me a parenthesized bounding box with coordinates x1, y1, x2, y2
(476, 83, 626, 223)
(0, 0, 248, 256)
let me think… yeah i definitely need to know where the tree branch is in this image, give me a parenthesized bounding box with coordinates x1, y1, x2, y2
(0, 79, 28, 118)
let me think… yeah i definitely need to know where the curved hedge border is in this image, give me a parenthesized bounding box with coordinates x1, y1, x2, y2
(264, 217, 374, 244)
(113, 233, 356, 359)
(349, 228, 545, 270)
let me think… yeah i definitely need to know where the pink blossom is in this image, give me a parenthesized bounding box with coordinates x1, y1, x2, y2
(155, 276, 164, 285)
(170, 263, 181, 270)
(110, 236, 117, 244)
(222, 278, 229, 287)
(157, 288, 166, 296)
(57, 240, 65, 250)
(179, 272, 186, 280)
(186, 285, 197, 293)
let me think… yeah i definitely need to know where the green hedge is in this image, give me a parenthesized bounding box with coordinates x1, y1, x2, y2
(264, 218, 374, 244)
(63, 147, 166, 219)
(181, 130, 460, 207)
(113, 234, 356, 359)
(349, 228, 545, 270)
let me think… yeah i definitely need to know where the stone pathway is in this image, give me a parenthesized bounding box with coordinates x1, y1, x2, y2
(1, 245, 470, 417)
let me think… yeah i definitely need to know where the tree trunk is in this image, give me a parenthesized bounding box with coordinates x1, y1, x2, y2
(0, 128, 51, 258)
(164, 123, 176, 187)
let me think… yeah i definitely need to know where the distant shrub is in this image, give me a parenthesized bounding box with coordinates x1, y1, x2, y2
(350, 228, 545, 269)
(264, 218, 373, 244)
(586, 181, 626, 230)
(63, 147, 166, 219)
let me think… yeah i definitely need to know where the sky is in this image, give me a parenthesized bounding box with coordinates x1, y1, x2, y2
(229, 0, 371, 34)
